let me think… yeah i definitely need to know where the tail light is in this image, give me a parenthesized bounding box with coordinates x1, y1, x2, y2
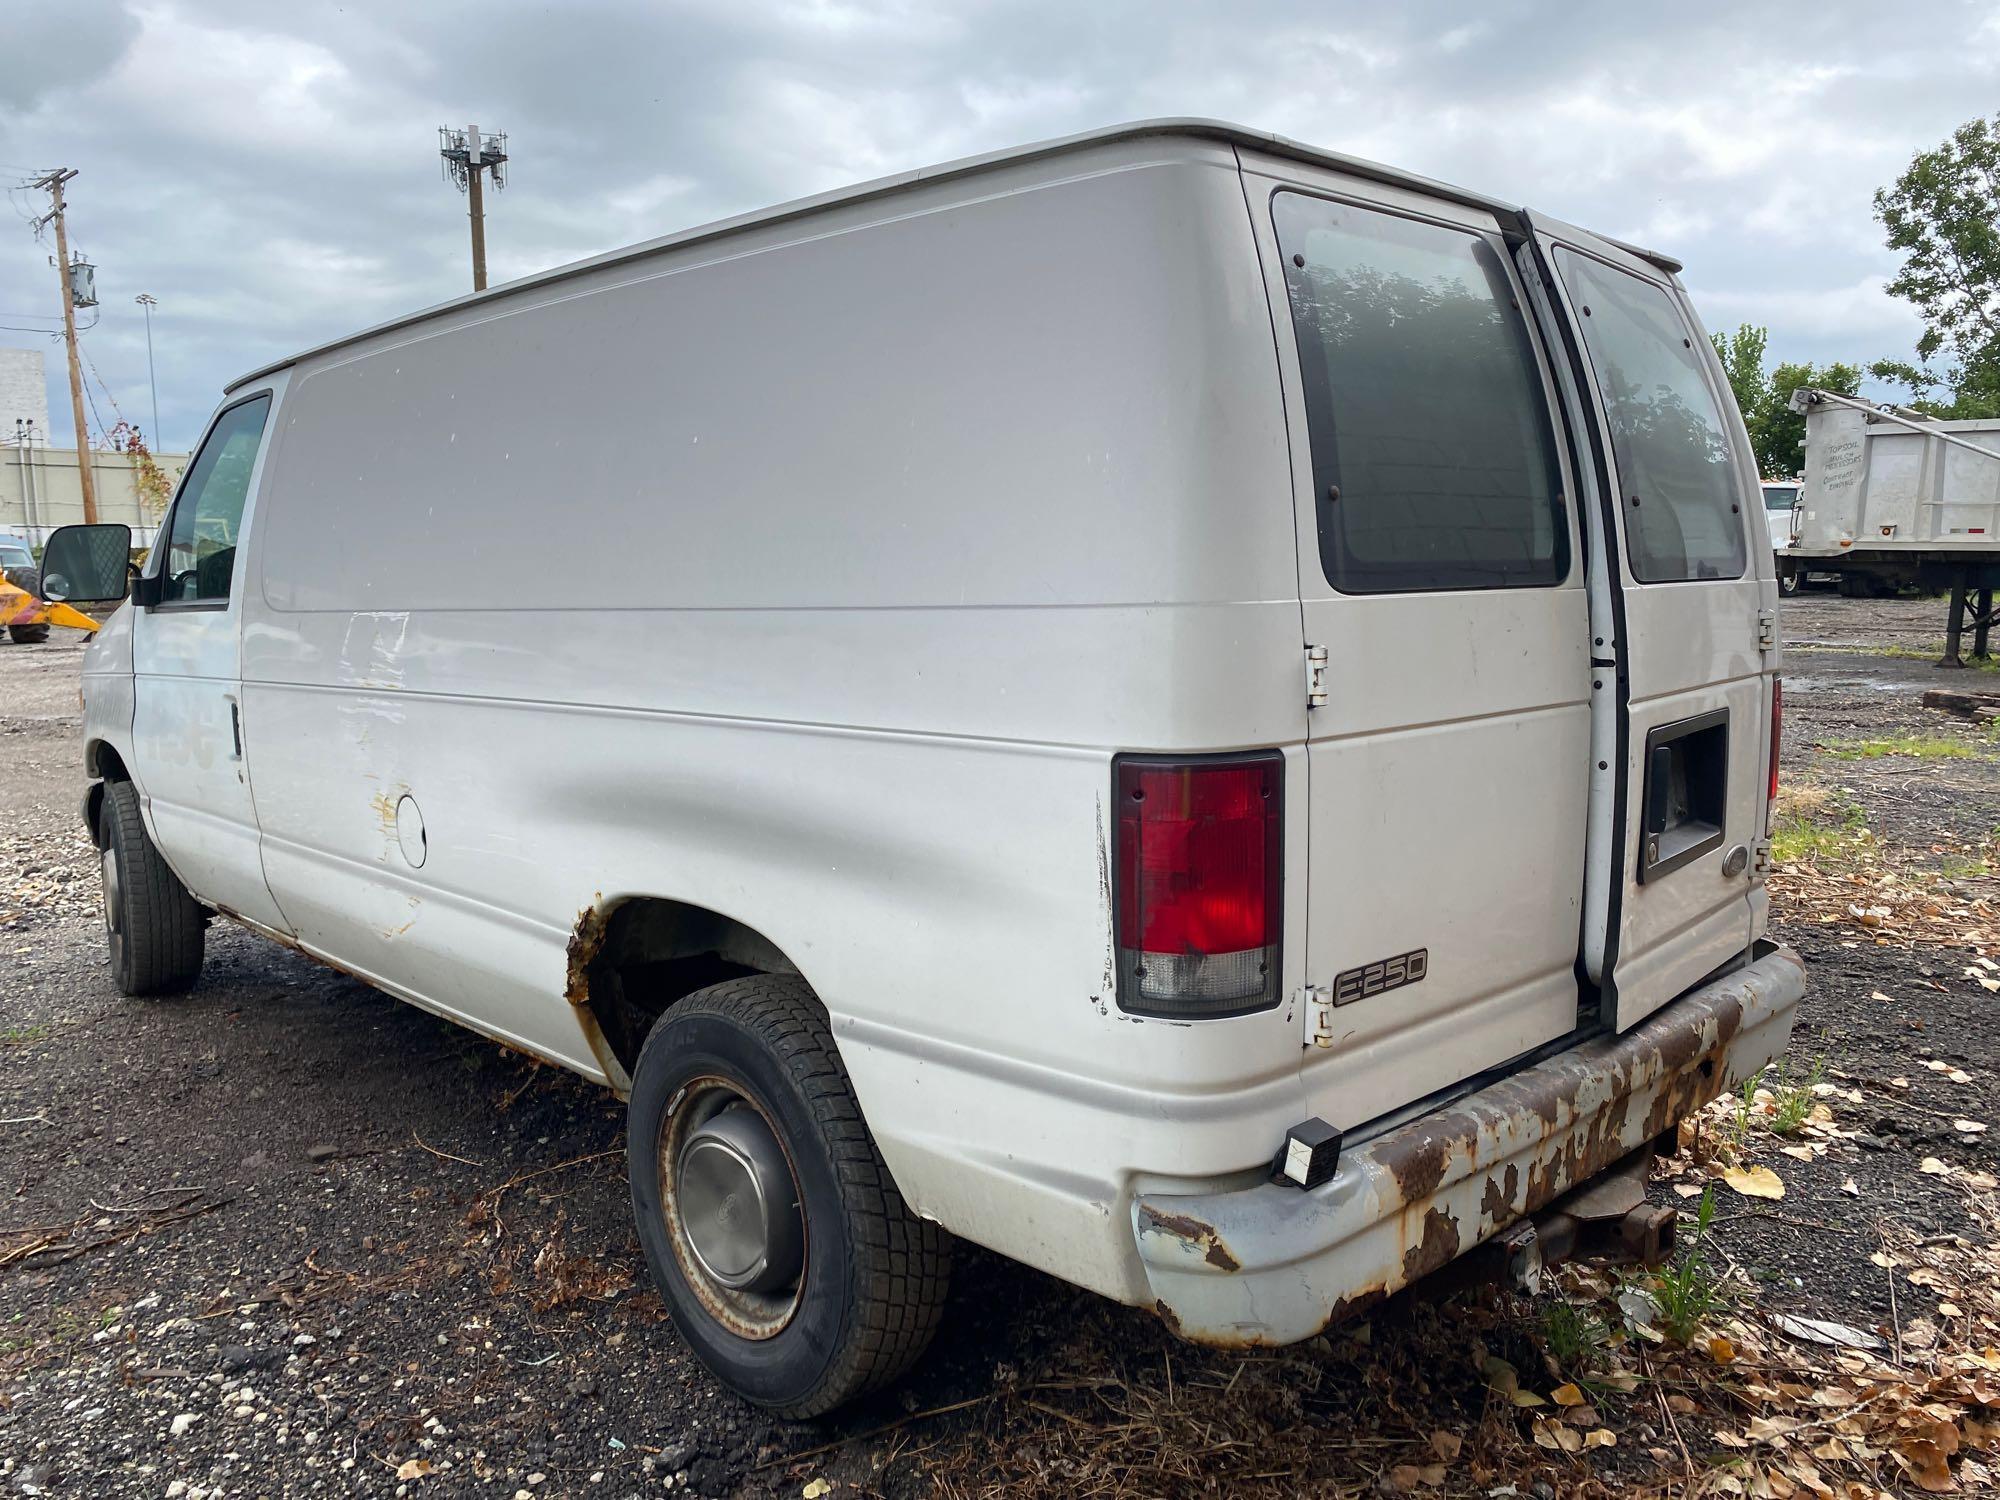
(1114, 752, 1282, 1019)
(1768, 678, 1783, 807)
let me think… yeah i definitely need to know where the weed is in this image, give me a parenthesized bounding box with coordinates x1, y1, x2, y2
(1768, 787, 1872, 865)
(1624, 1187, 1725, 1344)
(1540, 1299, 1612, 1372)
(1823, 734, 1988, 761)
(1934, 851, 1993, 881)
(0, 1024, 50, 1046)
(1768, 1055, 1826, 1136)
(1730, 1072, 1760, 1146)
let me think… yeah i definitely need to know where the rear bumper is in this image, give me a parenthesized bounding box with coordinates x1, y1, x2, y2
(1132, 943, 1805, 1346)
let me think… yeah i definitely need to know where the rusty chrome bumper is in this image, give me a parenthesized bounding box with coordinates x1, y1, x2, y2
(1132, 943, 1804, 1346)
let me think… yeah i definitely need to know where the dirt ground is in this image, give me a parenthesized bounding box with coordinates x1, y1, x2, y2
(0, 597, 1995, 1499)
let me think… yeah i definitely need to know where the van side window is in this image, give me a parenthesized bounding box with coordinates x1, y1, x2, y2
(160, 395, 271, 604)
(1552, 250, 1747, 584)
(1273, 193, 1568, 594)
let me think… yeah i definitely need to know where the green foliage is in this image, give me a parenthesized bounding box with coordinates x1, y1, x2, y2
(1625, 1187, 1725, 1345)
(1712, 324, 1769, 418)
(1540, 1299, 1613, 1372)
(1768, 1056, 1826, 1136)
(1873, 115, 2000, 417)
(1768, 793, 1871, 865)
(1708, 323, 1860, 477)
(1823, 734, 1988, 761)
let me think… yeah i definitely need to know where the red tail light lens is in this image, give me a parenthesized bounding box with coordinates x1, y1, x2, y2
(1768, 678, 1783, 807)
(1114, 753, 1282, 1019)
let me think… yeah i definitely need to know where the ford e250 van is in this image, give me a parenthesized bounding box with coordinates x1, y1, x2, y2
(42, 120, 1802, 1417)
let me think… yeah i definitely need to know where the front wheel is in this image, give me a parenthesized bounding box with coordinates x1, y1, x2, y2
(627, 974, 950, 1417)
(97, 779, 205, 995)
(1777, 562, 1801, 598)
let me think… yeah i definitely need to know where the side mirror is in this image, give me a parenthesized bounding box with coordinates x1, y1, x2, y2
(40, 524, 134, 604)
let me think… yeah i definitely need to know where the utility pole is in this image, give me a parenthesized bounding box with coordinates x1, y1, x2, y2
(438, 126, 509, 292)
(135, 294, 160, 450)
(29, 168, 97, 522)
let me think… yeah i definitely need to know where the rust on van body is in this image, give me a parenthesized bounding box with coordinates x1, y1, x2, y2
(1140, 947, 1803, 1346)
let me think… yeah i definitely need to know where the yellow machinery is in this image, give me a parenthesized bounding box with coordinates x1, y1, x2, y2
(0, 570, 99, 643)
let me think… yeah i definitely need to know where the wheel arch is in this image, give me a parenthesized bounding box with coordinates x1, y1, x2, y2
(565, 894, 805, 1094)
(82, 740, 132, 849)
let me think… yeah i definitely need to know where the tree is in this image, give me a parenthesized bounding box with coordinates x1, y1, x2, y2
(1708, 323, 1861, 476)
(1711, 323, 1769, 422)
(1873, 114, 2000, 415)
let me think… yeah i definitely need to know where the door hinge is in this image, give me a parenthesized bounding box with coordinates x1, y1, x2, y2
(1302, 984, 1335, 1048)
(1305, 644, 1328, 709)
(1752, 837, 1773, 876)
(1758, 607, 1778, 652)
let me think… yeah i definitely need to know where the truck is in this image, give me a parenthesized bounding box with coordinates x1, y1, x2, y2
(1785, 388, 2000, 661)
(38, 119, 1803, 1418)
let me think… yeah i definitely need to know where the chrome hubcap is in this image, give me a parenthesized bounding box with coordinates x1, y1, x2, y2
(660, 1080, 805, 1339)
(100, 845, 123, 969)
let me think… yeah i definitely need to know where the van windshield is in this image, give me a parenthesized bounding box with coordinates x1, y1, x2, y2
(1553, 248, 1747, 583)
(1274, 193, 1567, 594)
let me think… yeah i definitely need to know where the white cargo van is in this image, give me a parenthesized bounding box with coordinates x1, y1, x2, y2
(44, 120, 1801, 1417)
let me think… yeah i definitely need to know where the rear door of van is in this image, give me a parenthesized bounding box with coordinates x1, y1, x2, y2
(1239, 152, 1596, 1127)
(1520, 216, 1771, 1030)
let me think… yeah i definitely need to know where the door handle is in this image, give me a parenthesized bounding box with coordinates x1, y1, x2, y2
(229, 700, 243, 759)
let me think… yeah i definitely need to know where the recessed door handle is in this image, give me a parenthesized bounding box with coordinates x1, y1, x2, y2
(229, 700, 242, 759)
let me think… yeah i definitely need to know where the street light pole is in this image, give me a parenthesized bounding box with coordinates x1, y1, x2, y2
(135, 294, 160, 449)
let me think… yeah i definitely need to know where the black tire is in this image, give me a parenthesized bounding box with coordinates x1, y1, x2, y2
(628, 974, 950, 1417)
(7, 624, 49, 645)
(1777, 563, 1801, 598)
(96, 779, 205, 995)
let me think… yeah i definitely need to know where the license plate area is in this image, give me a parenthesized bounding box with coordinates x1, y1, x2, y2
(1640, 708, 1728, 883)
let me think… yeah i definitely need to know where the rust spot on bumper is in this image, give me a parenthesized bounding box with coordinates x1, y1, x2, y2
(1137, 1203, 1241, 1273)
(1401, 1208, 1460, 1283)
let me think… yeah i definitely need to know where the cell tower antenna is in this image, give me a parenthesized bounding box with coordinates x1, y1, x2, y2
(438, 125, 509, 292)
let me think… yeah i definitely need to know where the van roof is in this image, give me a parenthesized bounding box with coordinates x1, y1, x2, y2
(226, 117, 1683, 393)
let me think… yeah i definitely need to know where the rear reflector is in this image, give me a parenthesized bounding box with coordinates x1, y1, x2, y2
(1114, 752, 1282, 1019)
(1769, 678, 1783, 807)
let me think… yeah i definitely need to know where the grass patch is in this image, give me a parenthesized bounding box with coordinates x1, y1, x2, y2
(0, 1024, 50, 1046)
(1768, 784, 1872, 865)
(1768, 1055, 1826, 1136)
(1540, 1300, 1613, 1373)
(1934, 851, 1993, 880)
(1821, 733, 1990, 761)
(1621, 1187, 1725, 1344)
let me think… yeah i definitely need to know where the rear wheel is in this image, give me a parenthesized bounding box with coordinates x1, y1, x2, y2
(7, 624, 49, 644)
(627, 974, 950, 1416)
(1777, 562, 1801, 598)
(97, 779, 205, 995)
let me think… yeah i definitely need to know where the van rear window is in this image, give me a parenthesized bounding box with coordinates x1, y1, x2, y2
(1553, 249, 1748, 583)
(1273, 192, 1567, 594)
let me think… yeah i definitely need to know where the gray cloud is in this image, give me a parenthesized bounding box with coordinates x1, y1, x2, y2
(2, 0, 1994, 451)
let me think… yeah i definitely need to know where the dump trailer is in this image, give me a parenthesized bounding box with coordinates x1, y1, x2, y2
(1785, 388, 2000, 664)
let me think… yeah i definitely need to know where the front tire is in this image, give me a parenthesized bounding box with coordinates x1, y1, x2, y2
(1777, 562, 1801, 598)
(97, 779, 205, 995)
(627, 974, 950, 1417)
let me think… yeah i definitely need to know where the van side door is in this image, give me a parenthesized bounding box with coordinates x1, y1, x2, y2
(1520, 216, 1773, 1030)
(129, 384, 292, 934)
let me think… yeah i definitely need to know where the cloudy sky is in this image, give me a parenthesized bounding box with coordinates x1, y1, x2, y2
(2, 0, 1994, 453)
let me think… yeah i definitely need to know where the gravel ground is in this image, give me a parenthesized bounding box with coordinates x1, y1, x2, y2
(0, 596, 1995, 1499)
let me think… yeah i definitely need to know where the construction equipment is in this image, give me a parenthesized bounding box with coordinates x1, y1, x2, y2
(1784, 388, 2000, 664)
(0, 565, 100, 643)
